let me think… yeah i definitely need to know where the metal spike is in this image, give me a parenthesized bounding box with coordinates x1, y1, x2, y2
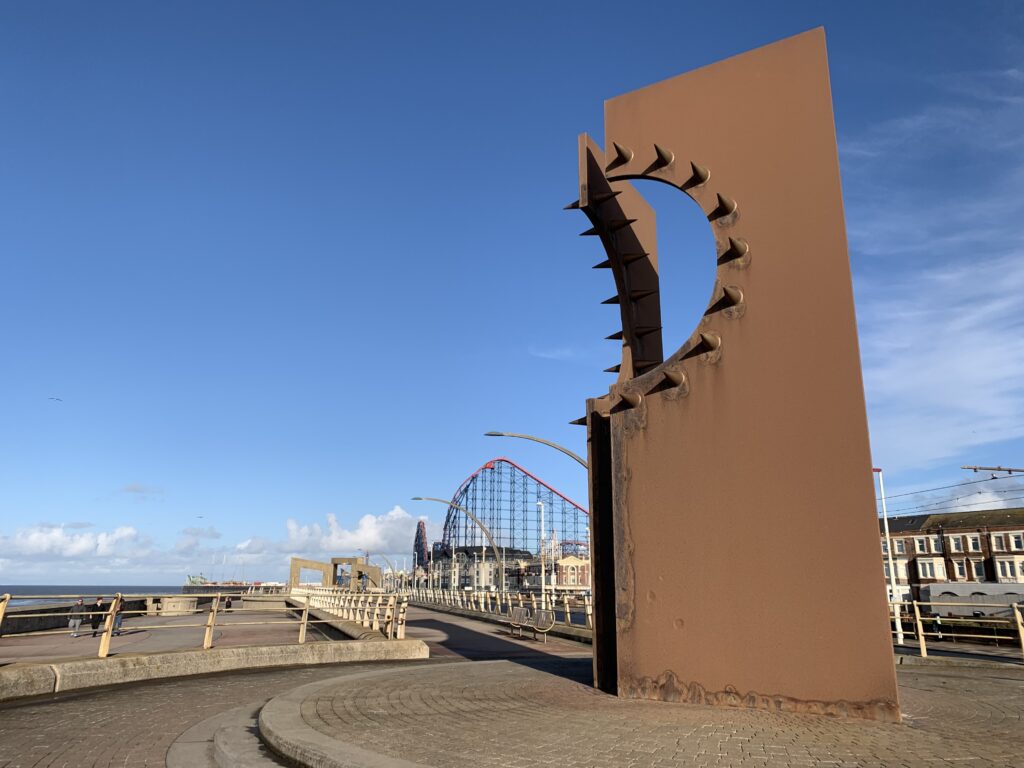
(564, 200, 581, 210)
(590, 190, 622, 204)
(709, 194, 738, 220)
(579, 227, 600, 237)
(592, 259, 612, 269)
(601, 295, 621, 305)
(605, 331, 624, 340)
(663, 369, 686, 387)
(619, 392, 642, 408)
(717, 237, 749, 264)
(607, 218, 637, 232)
(605, 141, 634, 171)
(699, 332, 721, 351)
(689, 162, 710, 185)
(604, 364, 622, 373)
(569, 416, 587, 426)
(722, 286, 744, 306)
(651, 144, 674, 170)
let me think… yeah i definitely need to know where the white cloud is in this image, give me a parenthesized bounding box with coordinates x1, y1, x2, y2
(2, 523, 139, 558)
(283, 505, 423, 557)
(0, 506, 438, 584)
(842, 67, 1024, 474)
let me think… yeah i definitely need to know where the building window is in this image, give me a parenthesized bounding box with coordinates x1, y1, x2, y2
(916, 537, 928, 553)
(895, 539, 905, 554)
(917, 558, 946, 580)
(969, 535, 981, 552)
(883, 562, 891, 580)
(996, 559, 1017, 580)
(950, 536, 964, 553)
(929, 535, 942, 553)
(972, 560, 985, 580)
(881, 539, 888, 553)
(955, 561, 966, 579)
(993, 534, 1006, 552)
(1012, 533, 1024, 551)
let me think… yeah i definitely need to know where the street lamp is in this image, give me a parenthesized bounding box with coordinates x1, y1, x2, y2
(873, 468, 904, 644)
(484, 431, 588, 469)
(411, 497, 507, 598)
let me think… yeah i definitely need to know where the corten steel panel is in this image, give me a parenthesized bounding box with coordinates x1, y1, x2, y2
(577, 29, 900, 720)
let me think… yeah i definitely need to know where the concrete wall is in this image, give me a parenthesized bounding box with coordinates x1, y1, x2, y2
(0, 639, 430, 702)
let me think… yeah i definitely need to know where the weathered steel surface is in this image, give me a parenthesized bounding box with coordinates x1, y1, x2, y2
(579, 29, 900, 721)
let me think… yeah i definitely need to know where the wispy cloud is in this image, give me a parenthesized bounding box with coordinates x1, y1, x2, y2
(120, 483, 164, 501)
(843, 68, 1024, 473)
(526, 344, 581, 361)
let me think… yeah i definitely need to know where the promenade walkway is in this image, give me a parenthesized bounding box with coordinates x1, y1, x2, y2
(0, 605, 1021, 767)
(0, 611, 322, 665)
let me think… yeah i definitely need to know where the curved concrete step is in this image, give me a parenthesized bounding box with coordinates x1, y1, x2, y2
(259, 667, 437, 768)
(167, 701, 289, 768)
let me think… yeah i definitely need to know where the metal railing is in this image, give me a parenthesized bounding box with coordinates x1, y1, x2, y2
(410, 588, 593, 630)
(411, 589, 1024, 661)
(888, 599, 1024, 661)
(0, 589, 409, 658)
(290, 587, 408, 639)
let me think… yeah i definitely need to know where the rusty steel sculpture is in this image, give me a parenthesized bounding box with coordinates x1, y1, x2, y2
(571, 29, 900, 721)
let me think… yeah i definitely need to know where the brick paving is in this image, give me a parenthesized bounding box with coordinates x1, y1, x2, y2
(295, 661, 1024, 767)
(0, 661, 412, 768)
(0, 606, 1020, 767)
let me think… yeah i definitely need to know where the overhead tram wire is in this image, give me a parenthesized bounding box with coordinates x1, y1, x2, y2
(883, 493, 1024, 518)
(880, 487, 1024, 518)
(883, 485, 1024, 516)
(874, 472, 1019, 503)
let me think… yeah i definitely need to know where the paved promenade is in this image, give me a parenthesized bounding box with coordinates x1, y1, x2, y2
(0, 610, 321, 665)
(0, 606, 1021, 767)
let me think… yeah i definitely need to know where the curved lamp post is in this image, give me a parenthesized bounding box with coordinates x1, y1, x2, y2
(484, 431, 588, 469)
(412, 496, 506, 597)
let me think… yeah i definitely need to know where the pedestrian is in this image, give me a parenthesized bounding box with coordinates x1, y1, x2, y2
(112, 601, 124, 636)
(68, 598, 85, 637)
(89, 596, 105, 637)
(224, 596, 233, 612)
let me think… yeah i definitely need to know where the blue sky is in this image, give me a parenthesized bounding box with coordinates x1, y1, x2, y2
(2, 2, 1022, 584)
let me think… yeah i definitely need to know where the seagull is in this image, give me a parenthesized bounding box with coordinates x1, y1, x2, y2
(48, 397, 63, 402)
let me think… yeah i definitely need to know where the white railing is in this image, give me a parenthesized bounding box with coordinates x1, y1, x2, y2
(410, 588, 592, 630)
(289, 587, 408, 639)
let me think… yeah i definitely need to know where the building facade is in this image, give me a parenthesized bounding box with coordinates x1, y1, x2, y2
(879, 508, 1024, 601)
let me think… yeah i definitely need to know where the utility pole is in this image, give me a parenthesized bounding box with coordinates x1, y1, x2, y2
(962, 465, 1024, 475)
(873, 468, 904, 644)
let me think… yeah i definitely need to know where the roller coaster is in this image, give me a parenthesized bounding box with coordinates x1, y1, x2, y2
(428, 458, 590, 590)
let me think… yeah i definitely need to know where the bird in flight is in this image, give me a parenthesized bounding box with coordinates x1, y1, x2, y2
(48, 397, 63, 402)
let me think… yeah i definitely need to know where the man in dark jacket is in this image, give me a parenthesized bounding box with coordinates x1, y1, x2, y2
(89, 597, 105, 637)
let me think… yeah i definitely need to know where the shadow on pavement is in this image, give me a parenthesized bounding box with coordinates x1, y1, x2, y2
(408, 617, 593, 685)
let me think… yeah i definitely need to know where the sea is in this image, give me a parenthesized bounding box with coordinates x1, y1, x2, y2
(0, 585, 183, 606)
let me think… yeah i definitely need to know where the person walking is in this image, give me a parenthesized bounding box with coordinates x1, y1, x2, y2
(68, 598, 85, 637)
(112, 600, 124, 636)
(89, 596, 105, 638)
